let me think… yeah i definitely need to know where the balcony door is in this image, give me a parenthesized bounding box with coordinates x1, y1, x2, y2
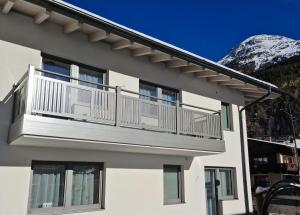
(205, 169, 218, 215)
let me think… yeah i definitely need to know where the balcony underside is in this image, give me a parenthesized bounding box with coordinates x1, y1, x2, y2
(9, 114, 225, 156)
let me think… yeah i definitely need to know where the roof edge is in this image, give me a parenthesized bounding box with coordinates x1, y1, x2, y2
(24, 0, 290, 97)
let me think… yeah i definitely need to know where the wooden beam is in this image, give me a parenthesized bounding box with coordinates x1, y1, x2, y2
(34, 9, 50, 24)
(231, 84, 258, 90)
(166, 60, 188, 68)
(132, 47, 152, 57)
(220, 79, 245, 86)
(195, 70, 218, 78)
(180, 65, 205, 73)
(2, 0, 14, 14)
(244, 93, 264, 98)
(112, 39, 132, 50)
(209, 75, 231, 82)
(150, 54, 171, 63)
(88, 30, 109, 42)
(240, 89, 267, 94)
(64, 21, 81, 33)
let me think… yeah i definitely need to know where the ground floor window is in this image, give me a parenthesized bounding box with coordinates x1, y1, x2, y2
(163, 165, 184, 204)
(205, 167, 237, 201)
(29, 161, 104, 213)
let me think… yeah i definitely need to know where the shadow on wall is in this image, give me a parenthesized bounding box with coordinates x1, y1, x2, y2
(0, 97, 194, 170)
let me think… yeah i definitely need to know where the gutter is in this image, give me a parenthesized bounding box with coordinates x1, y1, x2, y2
(23, 0, 289, 96)
(239, 88, 271, 214)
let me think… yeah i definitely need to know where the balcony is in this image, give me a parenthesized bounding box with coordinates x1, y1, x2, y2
(8, 65, 225, 156)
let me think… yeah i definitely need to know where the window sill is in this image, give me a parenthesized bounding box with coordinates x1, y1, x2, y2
(29, 205, 103, 215)
(223, 128, 234, 132)
(219, 197, 238, 201)
(164, 201, 186, 206)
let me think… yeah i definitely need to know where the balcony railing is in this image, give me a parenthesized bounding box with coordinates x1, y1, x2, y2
(12, 65, 222, 140)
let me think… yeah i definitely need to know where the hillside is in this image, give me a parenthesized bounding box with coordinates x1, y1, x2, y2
(220, 35, 300, 139)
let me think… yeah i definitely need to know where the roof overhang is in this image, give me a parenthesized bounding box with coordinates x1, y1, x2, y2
(0, 0, 290, 102)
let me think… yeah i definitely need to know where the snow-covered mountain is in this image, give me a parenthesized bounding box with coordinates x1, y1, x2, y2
(219, 35, 300, 73)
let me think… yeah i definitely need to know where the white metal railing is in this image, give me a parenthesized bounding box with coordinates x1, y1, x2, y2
(13, 65, 222, 139)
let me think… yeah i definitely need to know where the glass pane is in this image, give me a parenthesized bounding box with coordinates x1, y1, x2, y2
(139, 83, 157, 102)
(43, 59, 70, 82)
(221, 102, 230, 129)
(164, 165, 181, 202)
(205, 169, 217, 215)
(162, 88, 177, 105)
(79, 68, 103, 89)
(30, 165, 65, 209)
(72, 165, 100, 206)
(219, 169, 233, 197)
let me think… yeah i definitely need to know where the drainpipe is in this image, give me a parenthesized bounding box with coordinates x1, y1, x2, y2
(239, 88, 271, 214)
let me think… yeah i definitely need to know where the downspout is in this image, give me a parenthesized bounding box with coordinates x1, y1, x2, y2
(239, 88, 271, 214)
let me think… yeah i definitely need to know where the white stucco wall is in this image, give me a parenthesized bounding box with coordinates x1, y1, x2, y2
(0, 40, 41, 100)
(0, 10, 253, 215)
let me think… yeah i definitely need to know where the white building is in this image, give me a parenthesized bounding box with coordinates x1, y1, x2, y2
(0, 0, 285, 214)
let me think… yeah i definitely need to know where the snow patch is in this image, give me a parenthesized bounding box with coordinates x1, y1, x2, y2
(219, 35, 300, 71)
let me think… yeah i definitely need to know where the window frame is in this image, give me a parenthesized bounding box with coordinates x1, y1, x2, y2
(221, 102, 233, 131)
(163, 164, 185, 205)
(139, 80, 179, 105)
(42, 54, 107, 88)
(28, 161, 105, 215)
(205, 167, 238, 201)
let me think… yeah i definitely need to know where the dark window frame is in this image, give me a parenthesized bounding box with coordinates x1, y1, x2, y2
(205, 166, 238, 201)
(41, 53, 107, 87)
(221, 102, 233, 131)
(139, 80, 179, 105)
(28, 161, 105, 215)
(163, 164, 185, 204)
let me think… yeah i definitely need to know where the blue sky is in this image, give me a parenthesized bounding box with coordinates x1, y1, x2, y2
(65, 0, 300, 61)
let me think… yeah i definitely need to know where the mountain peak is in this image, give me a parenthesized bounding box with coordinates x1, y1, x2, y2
(219, 34, 300, 72)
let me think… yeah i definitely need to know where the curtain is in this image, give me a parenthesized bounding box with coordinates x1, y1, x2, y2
(30, 165, 65, 208)
(162, 89, 176, 105)
(79, 70, 103, 89)
(72, 165, 99, 206)
(219, 170, 233, 197)
(139, 83, 157, 101)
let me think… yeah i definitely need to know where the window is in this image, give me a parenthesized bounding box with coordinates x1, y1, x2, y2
(139, 81, 178, 105)
(163, 165, 184, 204)
(30, 162, 104, 213)
(42, 55, 105, 89)
(221, 102, 232, 130)
(205, 167, 237, 201)
(253, 157, 269, 165)
(139, 82, 157, 102)
(43, 58, 70, 82)
(79, 67, 104, 89)
(219, 169, 235, 199)
(254, 174, 271, 188)
(162, 88, 177, 105)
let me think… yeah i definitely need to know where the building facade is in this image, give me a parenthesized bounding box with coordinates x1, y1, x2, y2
(248, 138, 300, 214)
(0, 0, 283, 214)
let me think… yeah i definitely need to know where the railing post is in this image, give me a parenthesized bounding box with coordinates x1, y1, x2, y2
(219, 111, 223, 140)
(115, 86, 121, 127)
(176, 100, 180, 135)
(25, 65, 35, 115)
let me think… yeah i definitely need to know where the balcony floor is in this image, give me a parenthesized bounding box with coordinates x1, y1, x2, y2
(9, 114, 225, 156)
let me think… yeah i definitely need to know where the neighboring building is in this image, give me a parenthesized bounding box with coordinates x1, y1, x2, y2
(0, 0, 284, 215)
(248, 138, 299, 190)
(248, 138, 300, 214)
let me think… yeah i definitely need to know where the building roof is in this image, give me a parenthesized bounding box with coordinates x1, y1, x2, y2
(248, 138, 300, 149)
(0, 0, 290, 101)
